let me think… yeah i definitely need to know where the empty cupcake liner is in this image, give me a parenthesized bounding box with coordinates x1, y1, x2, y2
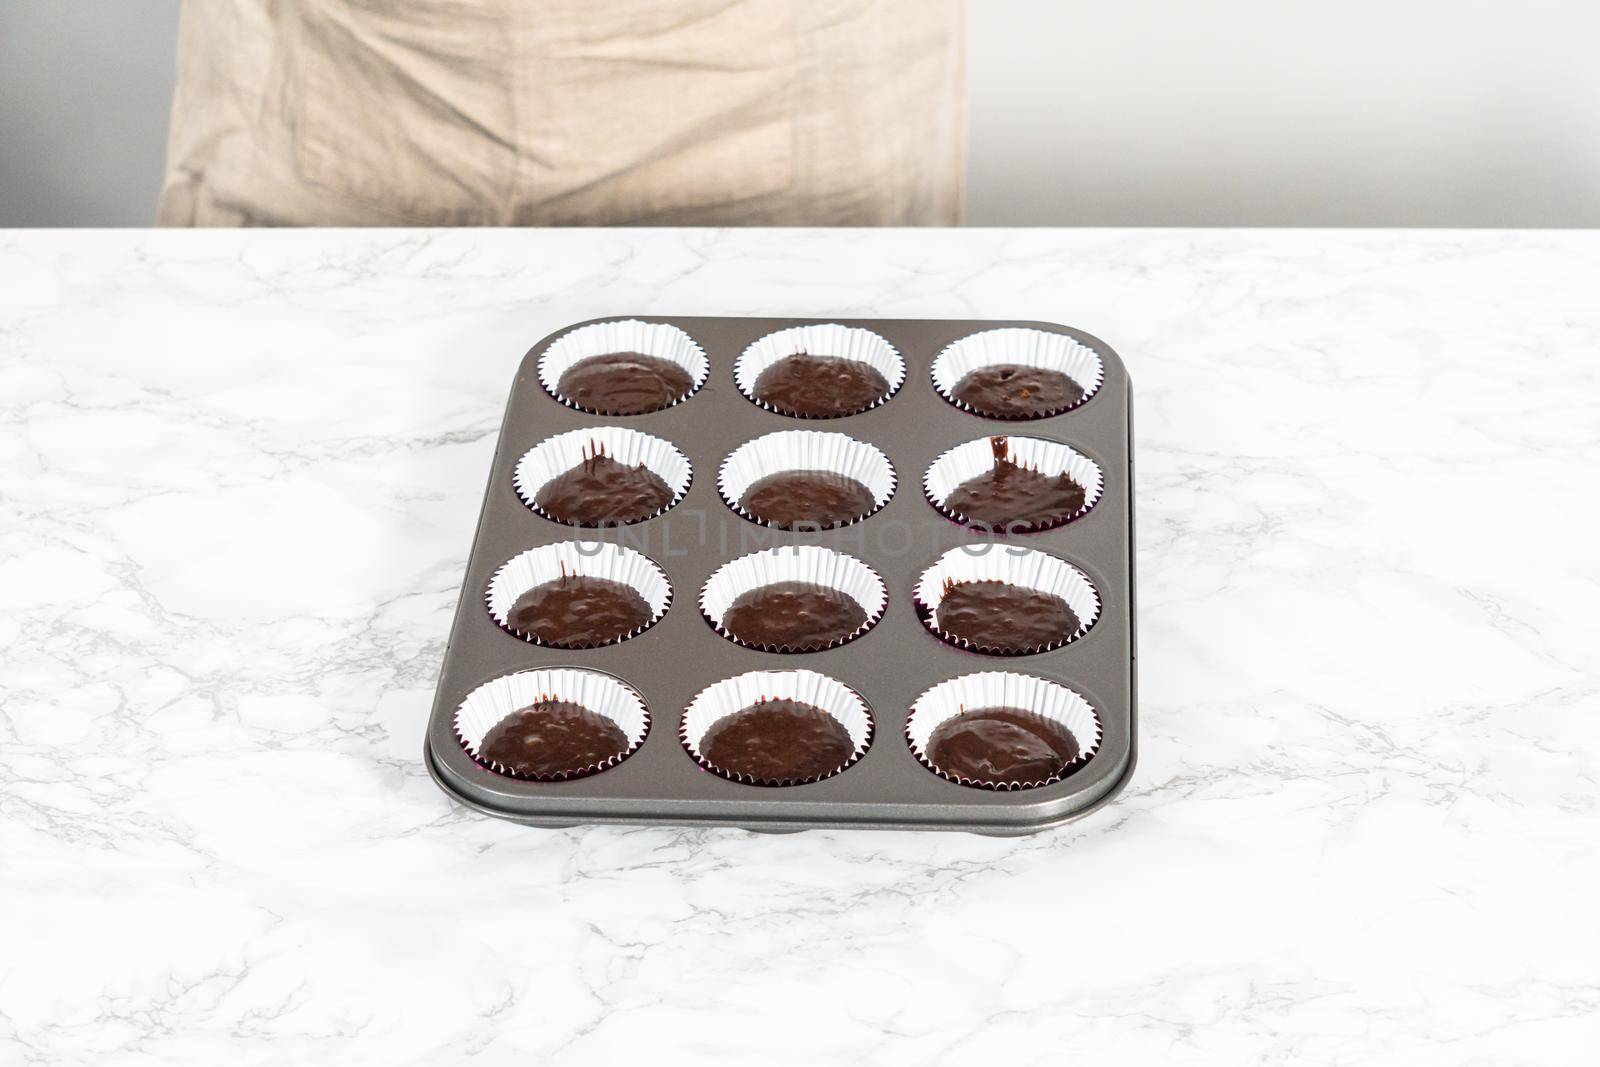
(700, 545, 887, 652)
(734, 323, 906, 417)
(486, 541, 673, 648)
(913, 545, 1101, 654)
(923, 434, 1104, 533)
(536, 319, 709, 414)
(514, 426, 693, 526)
(931, 327, 1104, 419)
(906, 672, 1102, 791)
(681, 669, 874, 786)
(454, 667, 650, 782)
(718, 430, 896, 528)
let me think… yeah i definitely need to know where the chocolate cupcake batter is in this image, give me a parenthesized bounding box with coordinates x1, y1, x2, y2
(933, 579, 1079, 652)
(699, 699, 856, 782)
(720, 581, 868, 651)
(752, 353, 891, 417)
(534, 444, 675, 525)
(479, 700, 630, 778)
(508, 573, 653, 646)
(951, 363, 1082, 418)
(926, 707, 1080, 786)
(941, 437, 1086, 530)
(737, 470, 876, 529)
(555, 353, 694, 415)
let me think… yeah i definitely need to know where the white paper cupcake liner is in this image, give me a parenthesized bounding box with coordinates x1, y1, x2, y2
(931, 327, 1104, 419)
(905, 672, 1102, 791)
(681, 669, 874, 786)
(718, 430, 896, 528)
(923, 435, 1104, 532)
(913, 545, 1101, 654)
(454, 668, 650, 781)
(699, 546, 887, 652)
(514, 426, 692, 526)
(536, 319, 709, 415)
(485, 541, 672, 648)
(734, 323, 906, 417)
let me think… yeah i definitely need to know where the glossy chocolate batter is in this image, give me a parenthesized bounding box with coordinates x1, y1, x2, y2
(555, 353, 694, 415)
(752, 353, 891, 417)
(933, 579, 1079, 652)
(925, 707, 1080, 786)
(534, 445, 675, 525)
(942, 437, 1085, 530)
(508, 573, 653, 646)
(699, 699, 856, 782)
(737, 470, 876, 529)
(479, 700, 630, 778)
(720, 581, 868, 651)
(951, 363, 1082, 418)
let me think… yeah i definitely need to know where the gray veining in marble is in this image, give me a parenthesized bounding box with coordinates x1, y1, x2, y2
(2, 228, 1598, 1064)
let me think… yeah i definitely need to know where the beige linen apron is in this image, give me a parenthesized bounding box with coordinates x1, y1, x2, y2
(156, 0, 965, 227)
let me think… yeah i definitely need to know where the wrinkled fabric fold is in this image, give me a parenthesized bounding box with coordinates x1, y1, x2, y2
(157, 0, 966, 226)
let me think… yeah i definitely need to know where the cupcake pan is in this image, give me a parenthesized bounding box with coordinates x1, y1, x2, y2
(425, 317, 1136, 835)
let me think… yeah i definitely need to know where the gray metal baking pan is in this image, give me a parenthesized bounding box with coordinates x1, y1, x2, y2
(424, 316, 1136, 835)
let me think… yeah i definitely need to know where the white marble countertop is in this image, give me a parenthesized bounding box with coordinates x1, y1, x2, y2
(3, 228, 1598, 1064)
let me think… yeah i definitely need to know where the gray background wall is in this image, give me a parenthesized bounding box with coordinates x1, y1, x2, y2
(3, 1, 1598, 227)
